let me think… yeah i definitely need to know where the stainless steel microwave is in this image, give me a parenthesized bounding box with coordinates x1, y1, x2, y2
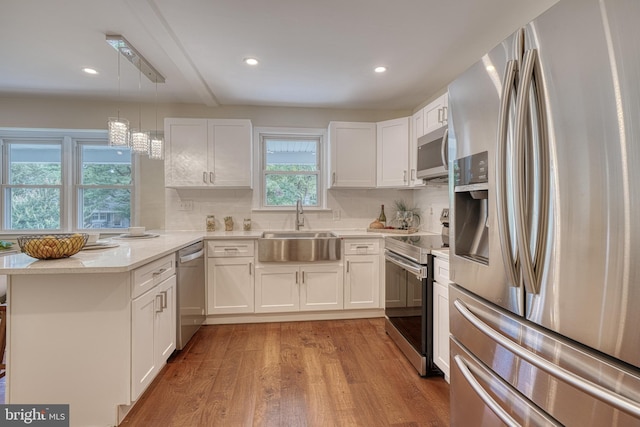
(416, 125, 448, 180)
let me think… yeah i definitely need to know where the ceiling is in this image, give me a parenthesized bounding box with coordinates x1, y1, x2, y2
(1, 0, 559, 110)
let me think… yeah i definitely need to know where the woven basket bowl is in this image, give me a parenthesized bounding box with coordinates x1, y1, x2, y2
(17, 233, 88, 260)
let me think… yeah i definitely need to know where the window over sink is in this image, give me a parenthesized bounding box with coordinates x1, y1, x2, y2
(257, 127, 326, 209)
(0, 129, 135, 233)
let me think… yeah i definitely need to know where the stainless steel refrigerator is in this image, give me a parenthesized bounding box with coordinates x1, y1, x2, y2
(448, 0, 640, 424)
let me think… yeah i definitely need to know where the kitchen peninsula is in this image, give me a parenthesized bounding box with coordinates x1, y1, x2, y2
(0, 231, 206, 427)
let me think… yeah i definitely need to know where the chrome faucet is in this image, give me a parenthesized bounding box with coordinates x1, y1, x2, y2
(295, 199, 305, 230)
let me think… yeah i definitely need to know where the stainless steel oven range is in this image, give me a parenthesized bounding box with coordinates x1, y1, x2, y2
(384, 234, 446, 377)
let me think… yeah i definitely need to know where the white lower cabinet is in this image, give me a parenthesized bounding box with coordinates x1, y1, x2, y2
(433, 256, 451, 382)
(207, 257, 254, 314)
(131, 271, 176, 400)
(255, 264, 343, 313)
(206, 240, 255, 314)
(344, 239, 381, 309)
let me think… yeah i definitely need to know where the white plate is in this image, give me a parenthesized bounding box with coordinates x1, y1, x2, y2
(82, 242, 120, 250)
(114, 233, 160, 239)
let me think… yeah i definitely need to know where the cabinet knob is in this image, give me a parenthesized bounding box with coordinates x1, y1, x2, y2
(210, 172, 214, 183)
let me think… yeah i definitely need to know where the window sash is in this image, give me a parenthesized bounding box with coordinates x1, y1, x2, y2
(260, 133, 323, 209)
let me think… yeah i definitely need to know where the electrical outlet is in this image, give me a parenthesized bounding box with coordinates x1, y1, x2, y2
(178, 200, 193, 211)
(333, 209, 341, 220)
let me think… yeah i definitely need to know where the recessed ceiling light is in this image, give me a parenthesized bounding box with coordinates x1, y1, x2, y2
(244, 58, 259, 66)
(83, 67, 98, 75)
(374, 66, 387, 73)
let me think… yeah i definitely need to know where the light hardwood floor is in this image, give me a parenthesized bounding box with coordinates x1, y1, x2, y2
(121, 318, 450, 426)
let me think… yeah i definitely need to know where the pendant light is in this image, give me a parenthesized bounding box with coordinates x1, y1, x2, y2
(108, 46, 129, 147)
(148, 78, 164, 160)
(130, 67, 150, 155)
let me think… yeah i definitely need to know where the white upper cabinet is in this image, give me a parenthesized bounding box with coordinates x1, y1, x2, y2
(423, 93, 448, 136)
(164, 118, 252, 188)
(409, 93, 449, 187)
(376, 117, 409, 188)
(328, 121, 376, 188)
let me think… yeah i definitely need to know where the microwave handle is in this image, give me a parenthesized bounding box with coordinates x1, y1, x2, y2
(441, 128, 449, 171)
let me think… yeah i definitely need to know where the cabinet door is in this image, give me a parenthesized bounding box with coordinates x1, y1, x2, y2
(207, 257, 254, 314)
(155, 276, 176, 363)
(300, 264, 344, 311)
(255, 266, 299, 313)
(423, 94, 448, 135)
(344, 255, 380, 309)
(131, 288, 158, 400)
(376, 117, 409, 188)
(164, 118, 209, 187)
(209, 119, 252, 187)
(328, 122, 376, 188)
(433, 280, 450, 381)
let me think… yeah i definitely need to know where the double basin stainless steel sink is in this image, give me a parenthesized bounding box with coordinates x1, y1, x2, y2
(258, 231, 341, 262)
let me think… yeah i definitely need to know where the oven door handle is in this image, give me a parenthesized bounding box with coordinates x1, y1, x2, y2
(385, 250, 427, 280)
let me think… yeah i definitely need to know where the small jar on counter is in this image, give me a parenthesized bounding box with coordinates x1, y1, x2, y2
(243, 218, 251, 231)
(206, 215, 216, 232)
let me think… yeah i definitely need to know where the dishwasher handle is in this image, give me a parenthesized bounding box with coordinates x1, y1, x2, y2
(179, 248, 204, 264)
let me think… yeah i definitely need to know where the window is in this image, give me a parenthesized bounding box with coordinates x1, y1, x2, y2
(5, 141, 62, 230)
(262, 135, 321, 208)
(0, 130, 134, 232)
(77, 143, 132, 230)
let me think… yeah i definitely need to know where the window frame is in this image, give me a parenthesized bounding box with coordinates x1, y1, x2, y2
(0, 128, 136, 234)
(74, 138, 135, 232)
(253, 127, 327, 211)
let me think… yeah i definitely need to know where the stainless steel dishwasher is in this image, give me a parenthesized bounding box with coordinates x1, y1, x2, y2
(176, 241, 205, 350)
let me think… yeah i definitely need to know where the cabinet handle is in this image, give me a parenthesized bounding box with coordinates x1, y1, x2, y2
(443, 106, 448, 122)
(203, 172, 207, 183)
(249, 262, 252, 276)
(161, 291, 168, 309)
(437, 108, 442, 123)
(332, 172, 336, 185)
(153, 268, 167, 277)
(403, 170, 407, 182)
(346, 261, 350, 273)
(411, 169, 416, 180)
(295, 271, 299, 284)
(224, 247, 239, 252)
(155, 294, 163, 313)
(209, 172, 214, 183)
(302, 271, 305, 284)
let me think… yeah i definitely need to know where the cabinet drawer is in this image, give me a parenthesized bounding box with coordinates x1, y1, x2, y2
(344, 239, 380, 255)
(132, 254, 176, 299)
(207, 240, 255, 257)
(433, 257, 451, 284)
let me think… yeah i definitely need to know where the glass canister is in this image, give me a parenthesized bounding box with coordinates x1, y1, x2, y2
(206, 215, 216, 232)
(243, 218, 251, 231)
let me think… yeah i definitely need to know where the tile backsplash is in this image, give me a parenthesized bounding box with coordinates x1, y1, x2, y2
(164, 186, 449, 233)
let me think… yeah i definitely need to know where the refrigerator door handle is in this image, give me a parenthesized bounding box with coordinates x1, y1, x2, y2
(513, 49, 540, 295)
(496, 59, 520, 288)
(454, 298, 640, 419)
(530, 47, 551, 288)
(453, 355, 521, 427)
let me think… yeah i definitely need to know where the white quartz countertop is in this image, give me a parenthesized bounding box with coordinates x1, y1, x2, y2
(431, 248, 450, 260)
(0, 231, 204, 275)
(0, 228, 440, 274)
